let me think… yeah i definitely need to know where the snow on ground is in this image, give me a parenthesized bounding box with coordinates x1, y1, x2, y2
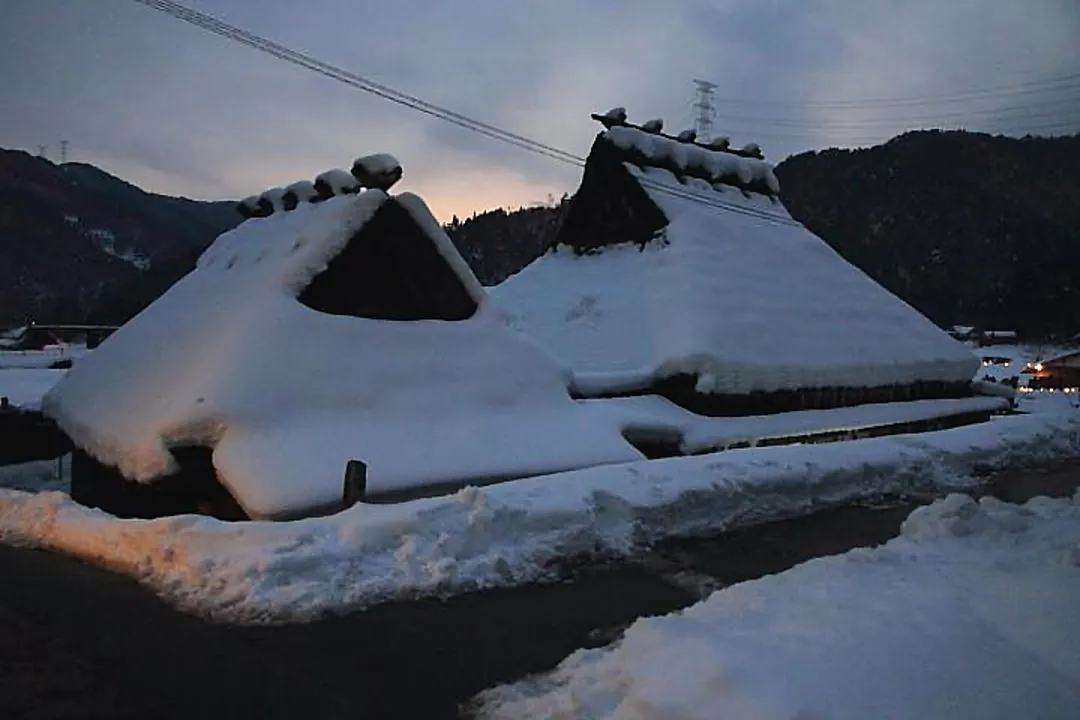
(1, 400, 1078, 624)
(0, 456, 70, 494)
(470, 491, 1080, 720)
(0, 346, 88, 370)
(0, 368, 68, 409)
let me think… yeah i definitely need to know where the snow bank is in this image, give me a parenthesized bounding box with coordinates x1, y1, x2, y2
(1, 409, 1077, 624)
(492, 172, 978, 394)
(41, 191, 639, 518)
(470, 490, 1080, 719)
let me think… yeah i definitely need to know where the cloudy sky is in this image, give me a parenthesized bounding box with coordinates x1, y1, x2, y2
(2, 0, 1079, 221)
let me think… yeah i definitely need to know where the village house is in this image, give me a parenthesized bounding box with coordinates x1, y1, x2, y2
(492, 109, 981, 418)
(42, 154, 642, 520)
(1027, 350, 1080, 390)
(979, 329, 1019, 346)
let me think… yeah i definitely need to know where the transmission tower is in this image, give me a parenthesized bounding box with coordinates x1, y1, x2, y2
(37, 144, 48, 159)
(692, 79, 718, 143)
(60, 140, 69, 164)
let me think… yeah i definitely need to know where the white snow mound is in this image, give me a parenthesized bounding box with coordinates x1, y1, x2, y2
(471, 491, 1080, 720)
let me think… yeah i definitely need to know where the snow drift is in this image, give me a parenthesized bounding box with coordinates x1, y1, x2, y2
(470, 490, 1080, 719)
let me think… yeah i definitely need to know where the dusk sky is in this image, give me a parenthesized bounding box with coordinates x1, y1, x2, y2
(3, 0, 1079, 221)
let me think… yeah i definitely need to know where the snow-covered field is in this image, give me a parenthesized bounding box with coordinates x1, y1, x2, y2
(1, 392, 1077, 624)
(469, 490, 1080, 720)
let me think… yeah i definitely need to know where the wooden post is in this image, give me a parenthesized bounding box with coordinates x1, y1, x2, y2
(343, 460, 367, 507)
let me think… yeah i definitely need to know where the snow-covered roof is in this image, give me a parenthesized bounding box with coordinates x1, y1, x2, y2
(491, 128, 978, 396)
(43, 177, 641, 518)
(602, 125, 780, 196)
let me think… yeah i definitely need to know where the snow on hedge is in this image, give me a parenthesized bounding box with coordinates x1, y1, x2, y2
(493, 165, 978, 395)
(40, 190, 639, 519)
(471, 490, 1080, 719)
(1, 408, 1077, 623)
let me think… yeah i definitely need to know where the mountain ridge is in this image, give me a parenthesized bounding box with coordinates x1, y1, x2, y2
(2, 129, 1077, 338)
(0, 148, 239, 325)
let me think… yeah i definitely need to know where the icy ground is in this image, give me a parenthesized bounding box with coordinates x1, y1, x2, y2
(0, 391, 1077, 623)
(469, 491, 1080, 720)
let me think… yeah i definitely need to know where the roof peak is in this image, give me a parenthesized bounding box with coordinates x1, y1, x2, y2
(236, 153, 403, 220)
(592, 108, 765, 160)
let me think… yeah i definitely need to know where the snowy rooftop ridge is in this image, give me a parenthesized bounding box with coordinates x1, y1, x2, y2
(592, 108, 778, 196)
(237, 153, 404, 219)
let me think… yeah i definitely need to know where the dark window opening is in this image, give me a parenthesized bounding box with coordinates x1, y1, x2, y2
(299, 200, 478, 321)
(620, 426, 685, 459)
(71, 446, 247, 521)
(606, 375, 975, 417)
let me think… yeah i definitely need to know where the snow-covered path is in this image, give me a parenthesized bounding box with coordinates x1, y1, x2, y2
(469, 491, 1080, 720)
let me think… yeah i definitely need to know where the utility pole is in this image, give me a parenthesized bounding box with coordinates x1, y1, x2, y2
(60, 140, 69, 164)
(692, 79, 718, 143)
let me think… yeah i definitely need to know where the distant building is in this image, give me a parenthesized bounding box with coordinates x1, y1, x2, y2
(493, 108, 980, 417)
(979, 330, 1018, 346)
(0, 325, 62, 351)
(948, 325, 977, 341)
(1027, 350, 1080, 390)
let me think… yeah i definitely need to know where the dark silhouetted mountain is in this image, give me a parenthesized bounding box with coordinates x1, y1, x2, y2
(7, 131, 1078, 339)
(0, 148, 238, 326)
(775, 130, 1080, 338)
(445, 196, 571, 285)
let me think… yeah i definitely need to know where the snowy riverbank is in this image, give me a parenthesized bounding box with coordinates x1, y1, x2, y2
(469, 490, 1080, 719)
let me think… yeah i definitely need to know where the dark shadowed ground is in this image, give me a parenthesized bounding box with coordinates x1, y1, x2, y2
(1, 460, 1077, 720)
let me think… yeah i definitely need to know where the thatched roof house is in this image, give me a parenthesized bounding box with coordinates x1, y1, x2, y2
(43, 154, 641, 520)
(491, 110, 980, 416)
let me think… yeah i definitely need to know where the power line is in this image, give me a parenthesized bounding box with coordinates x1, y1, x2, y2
(713, 97, 1080, 130)
(711, 71, 1080, 109)
(128, 0, 802, 227)
(132, 0, 583, 166)
(126, 0, 1078, 228)
(693, 118, 1080, 144)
